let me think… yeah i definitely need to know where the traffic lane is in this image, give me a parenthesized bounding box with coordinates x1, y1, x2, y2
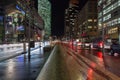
(77, 49, 120, 77)
(0, 48, 50, 80)
(64, 47, 112, 80)
(63, 46, 105, 80)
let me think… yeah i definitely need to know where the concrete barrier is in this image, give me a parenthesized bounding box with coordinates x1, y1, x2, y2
(36, 45, 70, 80)
(36, 45, 58, 80)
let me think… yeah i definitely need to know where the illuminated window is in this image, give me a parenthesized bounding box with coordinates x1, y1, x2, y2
(94, 19, 97, 22)
(88, 26, 92, 28)
(88, 19, 92, 22)
(98, 18, 102, 23)
(103, 1, 119, 15)
(118, 18, 120, 23)
(93, 26, 96, 28)
(103, 14, 111, 21)
(106, 18, 119, 26)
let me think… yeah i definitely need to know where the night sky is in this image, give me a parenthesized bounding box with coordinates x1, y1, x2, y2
(49, 0, 87, 37)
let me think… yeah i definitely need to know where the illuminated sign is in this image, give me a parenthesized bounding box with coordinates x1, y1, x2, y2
(108, 27, 118, 34)
(16, 5, 25, 14)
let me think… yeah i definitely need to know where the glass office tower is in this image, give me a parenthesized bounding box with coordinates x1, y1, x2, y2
(98, 0, 120, 42)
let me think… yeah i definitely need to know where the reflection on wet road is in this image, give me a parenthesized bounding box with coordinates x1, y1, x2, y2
(0, 48, 50, 80)
(61, 43, 120, 79)
(76, 48, 120, 77)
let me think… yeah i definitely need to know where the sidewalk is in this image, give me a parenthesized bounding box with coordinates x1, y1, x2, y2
(0, 44, 40, 62)
(0, 43, 52, 80)
(0, 41, 50, 62)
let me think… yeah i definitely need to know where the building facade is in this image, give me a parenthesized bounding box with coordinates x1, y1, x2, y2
(98, 0, 120, 42)
(38, 0, 51, 39)
(0, 7, 5, 43)
(75, 0, 98, 42)
(0, 0, 43, 43)
(64, 3, 79, 40)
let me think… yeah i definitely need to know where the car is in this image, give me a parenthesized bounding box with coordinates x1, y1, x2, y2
(110, 40, 120, 56)
(91, 41, 102, 49)
(91, 37, 111, 50)
(83, 41, 91, 49)
(76, 42, 85, 49)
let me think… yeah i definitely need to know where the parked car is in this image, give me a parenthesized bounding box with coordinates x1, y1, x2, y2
(110, 39, 120, 56)
(83, 41, 91, 49)
(91, 38, 111, 50)
(91, 41, 102, 49)
(77, 41, 91, 49)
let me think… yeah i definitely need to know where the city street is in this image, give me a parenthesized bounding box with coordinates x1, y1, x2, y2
(0, 41, 120, 80)
(62, 42, 120, 79)
(1, 0, 120, 80)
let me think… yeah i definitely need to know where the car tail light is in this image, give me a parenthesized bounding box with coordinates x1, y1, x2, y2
(98, 42, 103, 48)
(77, 42, 81, 46)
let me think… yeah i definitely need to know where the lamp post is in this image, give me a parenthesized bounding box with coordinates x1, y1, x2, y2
(102, 24, 105, 54)
(98, 0, 106, 55)
(23, 7, 27, 53)
(99, 22, 105, 55)
(27, 0, 34, 60)
(101, 2, 105, 55)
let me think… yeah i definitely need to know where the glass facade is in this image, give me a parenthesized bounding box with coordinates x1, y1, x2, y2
(98, 0, 120, 39)
(38, 0, 51, 39)
(5, 12, 25, 42)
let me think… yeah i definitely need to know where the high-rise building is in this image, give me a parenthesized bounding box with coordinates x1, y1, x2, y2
(75, 0, 98, 42)
(64, 0, 79, 39)
(97, 0, 120, 42)
(38, 0, 51, 39)
(0, 0, 43, 43)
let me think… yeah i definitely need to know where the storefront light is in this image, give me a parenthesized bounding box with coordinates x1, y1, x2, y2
(88, 19, 92, 22)
(9, 22, 12, 25)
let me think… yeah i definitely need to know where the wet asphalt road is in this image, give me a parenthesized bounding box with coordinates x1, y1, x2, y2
(76, 48, 120, 77)
(0, 48, 50, 80)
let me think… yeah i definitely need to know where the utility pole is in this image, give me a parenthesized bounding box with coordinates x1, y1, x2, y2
(102, 24, 105, 54)
(28, 0, 35, 60)
(98, 0, 105, 55)
(102, 0, 105, 55)
(28, 19, 31, 60)
(23, 8, 27, 53)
